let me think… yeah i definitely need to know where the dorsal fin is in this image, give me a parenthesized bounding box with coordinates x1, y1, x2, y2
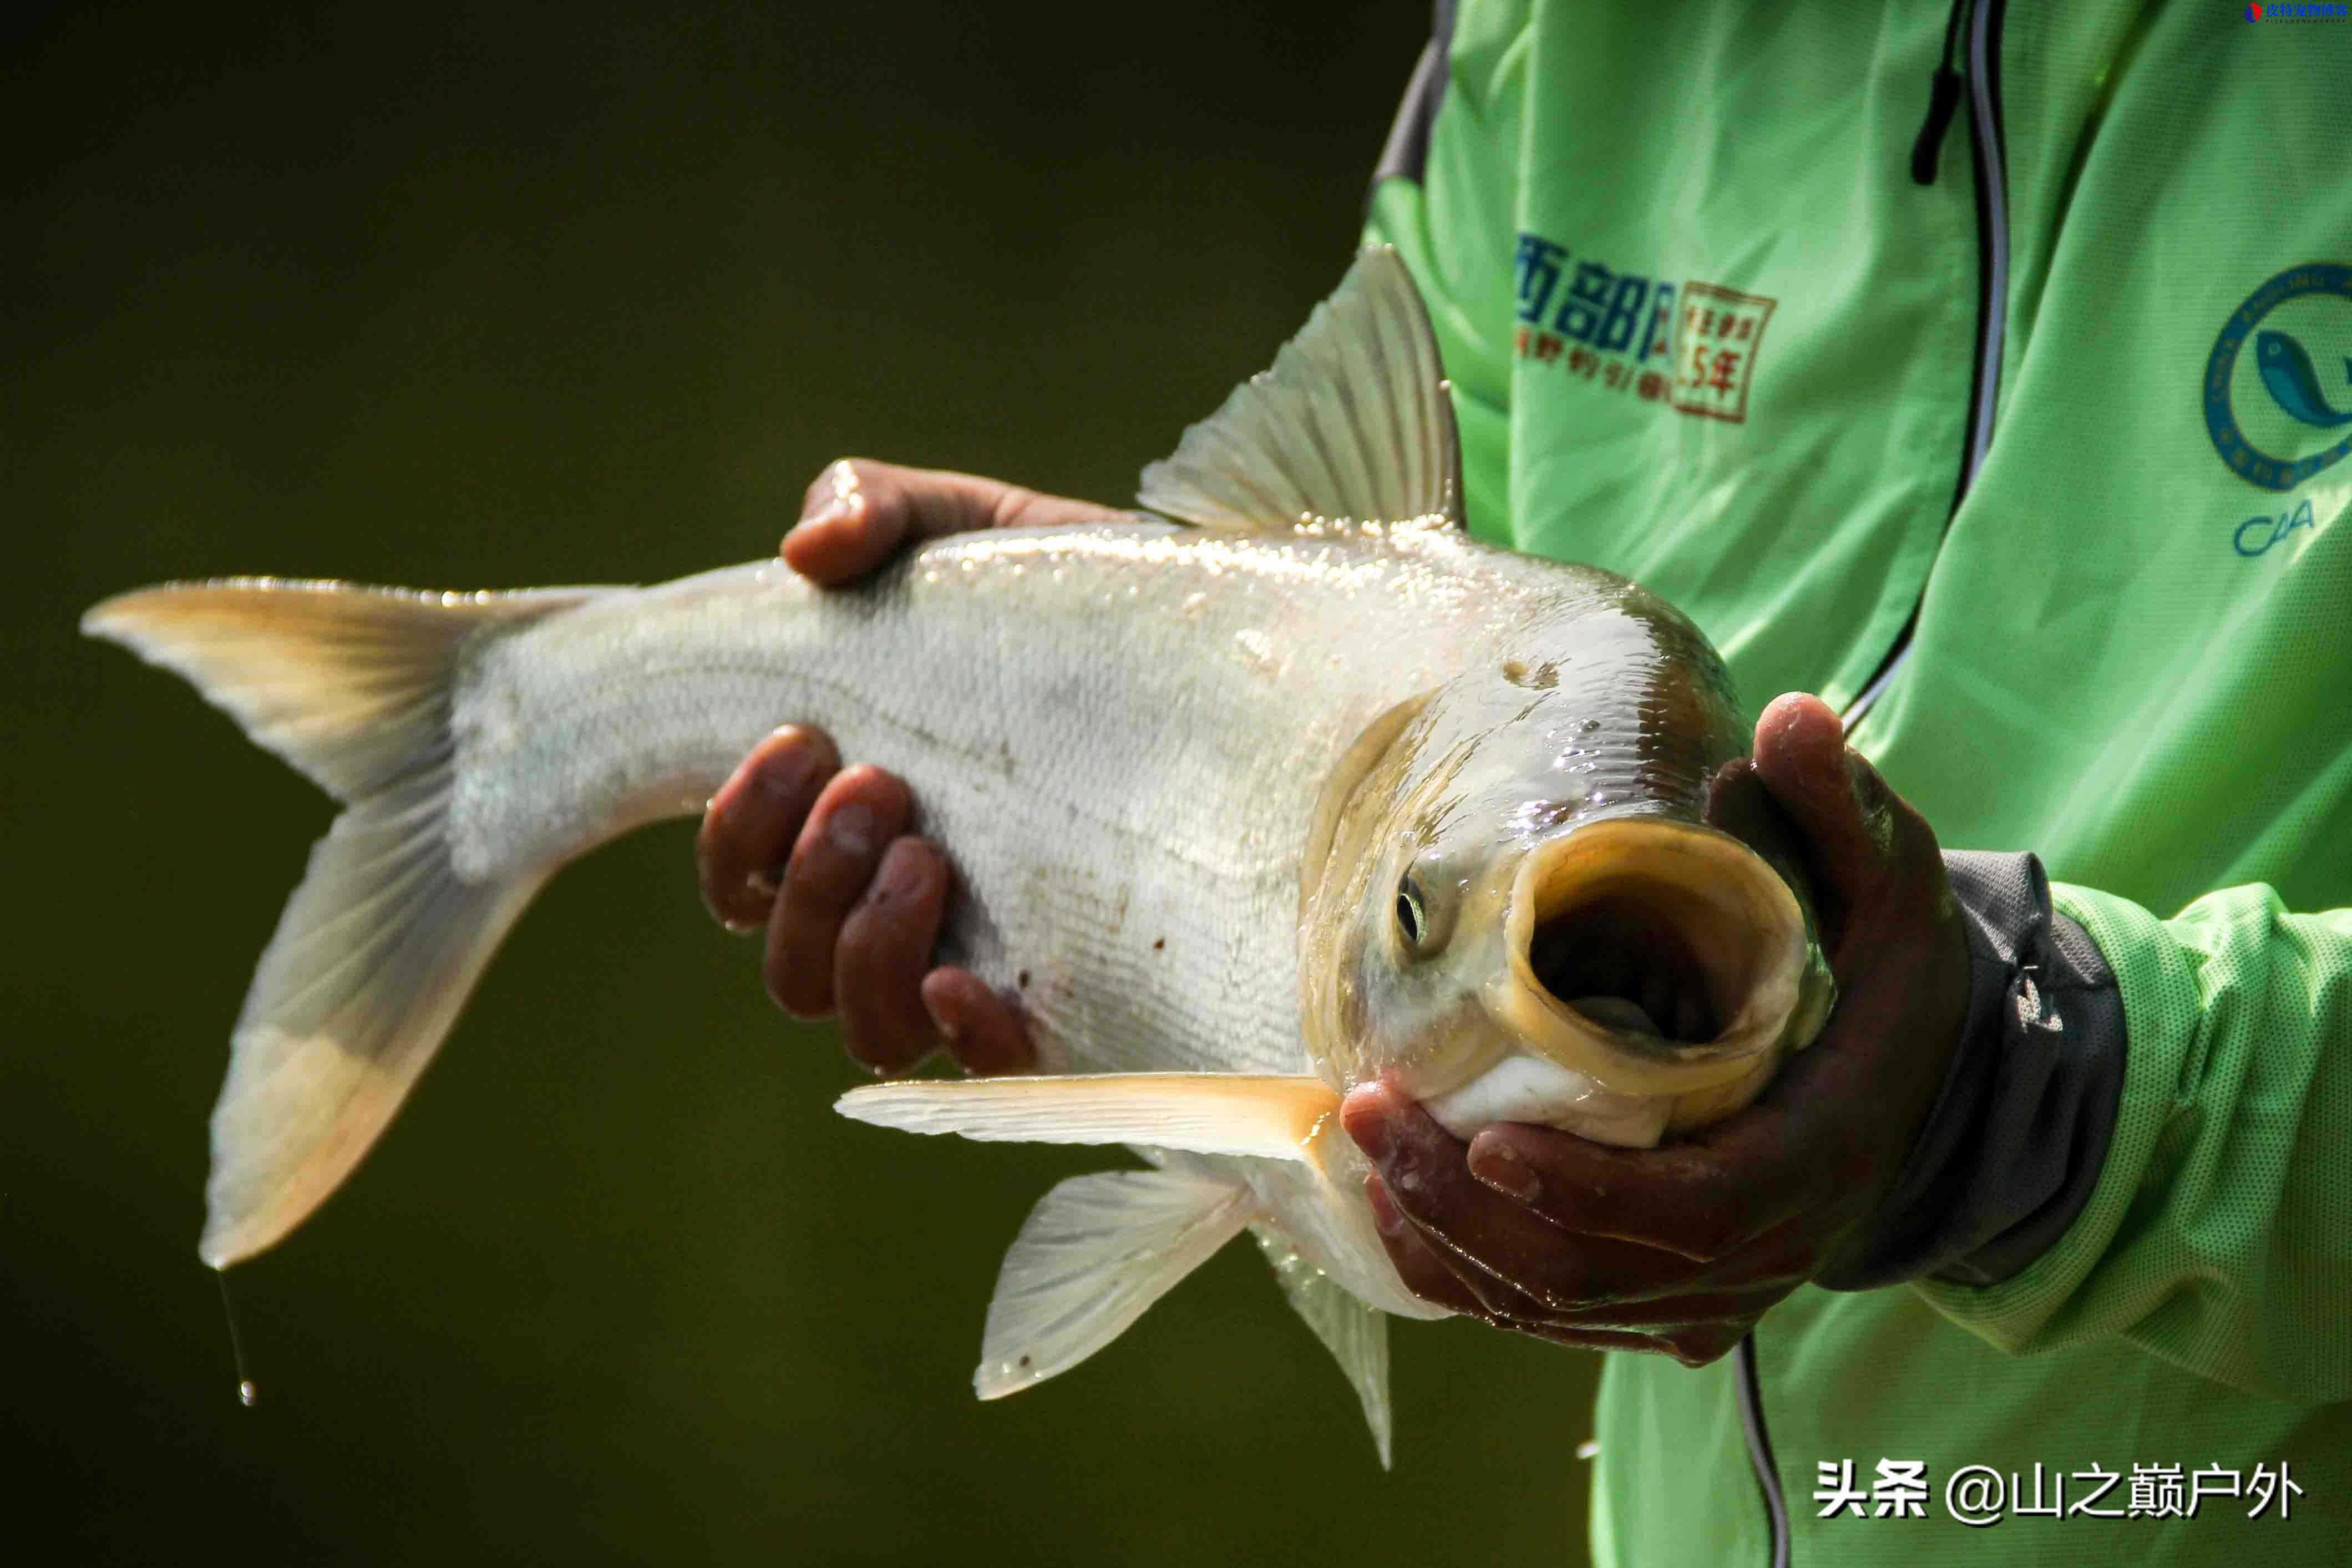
(1137, 246, 1461, 534)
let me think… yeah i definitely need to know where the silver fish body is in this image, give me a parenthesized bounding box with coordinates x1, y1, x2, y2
(457, 525, 1621, 1085)
(84, 250, 1833, 1463)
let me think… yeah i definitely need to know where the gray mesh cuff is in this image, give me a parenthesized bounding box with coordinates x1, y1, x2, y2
(1816, 850, 2125, 1291)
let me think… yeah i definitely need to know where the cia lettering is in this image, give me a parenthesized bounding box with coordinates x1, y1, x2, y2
(2233, 496, 2318, 557)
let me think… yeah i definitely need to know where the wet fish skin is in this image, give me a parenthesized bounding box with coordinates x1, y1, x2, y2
(83, 248, 1832, 1465)
(79, 516, 1681, 1437)
(445, 522, 1606, 1089)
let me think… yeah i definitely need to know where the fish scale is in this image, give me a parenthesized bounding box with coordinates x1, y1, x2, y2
(84, 248, 1832, 1465)
(455, 526, 1563, 1082)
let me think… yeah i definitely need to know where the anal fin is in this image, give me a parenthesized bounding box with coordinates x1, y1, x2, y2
(1258, 1230, 1394, 1468)
(976, 1169, 1255, 1400)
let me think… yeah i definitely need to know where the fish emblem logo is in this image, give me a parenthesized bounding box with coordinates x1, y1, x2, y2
(2204, 262, 2352, 491)
(2255, 330, 2352, 429)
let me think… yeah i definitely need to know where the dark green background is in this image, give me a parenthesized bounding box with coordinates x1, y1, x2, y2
(7, 3, 1602, 1561)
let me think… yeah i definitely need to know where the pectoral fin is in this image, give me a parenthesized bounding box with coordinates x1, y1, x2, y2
(835, 1073, 1341, 1164)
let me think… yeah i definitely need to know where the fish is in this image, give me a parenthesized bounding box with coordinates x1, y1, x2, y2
(83, 247, 1834, 1465)
(2255, 328, 2352, 430)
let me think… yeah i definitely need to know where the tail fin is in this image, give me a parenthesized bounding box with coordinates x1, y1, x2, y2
(83, 579, 601, 1267)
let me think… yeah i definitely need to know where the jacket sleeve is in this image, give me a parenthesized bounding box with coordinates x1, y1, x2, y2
(1911, 877, 2352, 1404)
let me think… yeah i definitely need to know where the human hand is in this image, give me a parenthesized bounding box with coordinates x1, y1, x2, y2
(696, 459, 1113, 1074)
(1341, 692, 1972, 1365)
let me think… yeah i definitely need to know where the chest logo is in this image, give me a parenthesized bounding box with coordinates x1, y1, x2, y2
(2204, 263, 2352, 490)
(1513, 233, 1777, 424)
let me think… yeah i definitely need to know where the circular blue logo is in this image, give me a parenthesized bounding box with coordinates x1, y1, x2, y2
(2204, 262, 2352, 492)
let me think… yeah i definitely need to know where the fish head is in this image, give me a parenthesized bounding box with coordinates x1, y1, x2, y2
(1297, 587, 1836, 1148)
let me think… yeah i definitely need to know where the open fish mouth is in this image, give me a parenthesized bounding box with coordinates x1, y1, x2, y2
(1513, 815, 1806, 1053)
(1434, 816, 1824, 1142)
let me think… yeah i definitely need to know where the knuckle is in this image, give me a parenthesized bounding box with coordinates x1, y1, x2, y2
(834, 900, 889, 978)
(881, 836, 946, 904)
(987, 483, 1045, 531)
(781, 845, 860, 915)
(850, 843, 942, 951)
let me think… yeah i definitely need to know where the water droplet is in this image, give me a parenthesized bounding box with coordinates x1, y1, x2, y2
(216, 1271, 257, 1413)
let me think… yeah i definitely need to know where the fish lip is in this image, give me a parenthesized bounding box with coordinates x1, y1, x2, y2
(1488, 814, 1809, 1097)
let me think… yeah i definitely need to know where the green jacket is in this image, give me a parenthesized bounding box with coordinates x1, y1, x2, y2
(1367, 1, 2351, 1561)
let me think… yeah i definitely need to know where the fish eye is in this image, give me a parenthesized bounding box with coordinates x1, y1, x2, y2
(1395, 874, 1429, 952)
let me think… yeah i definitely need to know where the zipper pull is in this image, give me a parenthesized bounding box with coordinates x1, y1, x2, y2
(1911, 0, 1972, 186)
(1910, 63, 1964, 185)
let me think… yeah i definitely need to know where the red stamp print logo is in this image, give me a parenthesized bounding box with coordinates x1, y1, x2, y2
(1512, 232, 1778, 425)
(1671, 283, 1776, 424)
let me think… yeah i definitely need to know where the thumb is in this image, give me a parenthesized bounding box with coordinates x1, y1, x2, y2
(783, 458, 1113, 585)
(1749, 693, 1930, 920)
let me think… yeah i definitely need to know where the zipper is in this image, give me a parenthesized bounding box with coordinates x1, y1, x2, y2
(1844, 0, 2010, 731)
(1736, 1333, 1791, 1568)
(1741, 11, 2014, 1561)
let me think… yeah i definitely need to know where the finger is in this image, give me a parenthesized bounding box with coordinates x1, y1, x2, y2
(1362, 1175, 1491, 1319)
(1652, 1324, 1756, 1368)
(1463, 1118, 1805, 1266)
(1371, 1175, 1737, 1357)
(835, 837, 951, 1073)
(697, 727, 840, 932)
(1522, 1286, 1790, 1333)
(782, 458, 1111, 585)
(1346, 1083, 1702, 1306)
(920, 967, 1035, 1075)
(762, 766, 912, 1019)
(1749, 694, 1942, 946)
(1507, 1322, 1686, 1358)
(1368, 1173, 1563, 1320)
(1499, 1315, 1751, 1367)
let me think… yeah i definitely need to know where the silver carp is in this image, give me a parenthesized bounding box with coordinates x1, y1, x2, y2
(84, 250, 1832, 1464)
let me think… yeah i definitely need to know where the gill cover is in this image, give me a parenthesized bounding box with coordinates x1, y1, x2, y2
(1296, 641, 1836, 1148)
